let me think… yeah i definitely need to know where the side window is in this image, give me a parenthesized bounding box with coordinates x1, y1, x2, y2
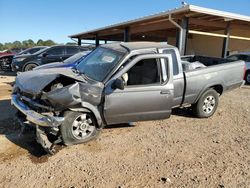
(122, 58, 162, 86)
(227, 55, 239, 61)
(30, 48, 39, 54)
(46, 47, 64, 56)
(66, 46, 79, 55)
(163, 49, 178, 75)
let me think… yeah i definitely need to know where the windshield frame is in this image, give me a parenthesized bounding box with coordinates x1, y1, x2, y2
(75, 47, 127, 83)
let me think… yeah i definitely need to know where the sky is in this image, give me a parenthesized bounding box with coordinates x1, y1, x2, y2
(0, 0, 250, 44)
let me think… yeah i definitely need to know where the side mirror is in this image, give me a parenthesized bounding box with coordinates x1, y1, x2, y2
(111, 78, 124, 90)
(42, 53, 48, 57)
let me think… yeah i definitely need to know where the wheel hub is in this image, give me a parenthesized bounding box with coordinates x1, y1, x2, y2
(79, 123, 88, 131)
(71, 114, 94, 140)
(203, 96, 215, 114)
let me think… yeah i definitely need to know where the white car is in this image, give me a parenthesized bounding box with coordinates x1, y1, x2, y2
(227, 53, 250, 84)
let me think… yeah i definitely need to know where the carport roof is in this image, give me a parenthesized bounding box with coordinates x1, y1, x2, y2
(69, 4, 250, 40)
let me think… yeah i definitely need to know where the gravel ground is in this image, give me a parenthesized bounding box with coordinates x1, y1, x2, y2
(0, 71, 249, 188)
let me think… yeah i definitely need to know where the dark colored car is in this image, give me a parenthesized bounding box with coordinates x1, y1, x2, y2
(33, 50, 91, 70)
(11, 45, 89, 72)
(0, 47, 47, 71)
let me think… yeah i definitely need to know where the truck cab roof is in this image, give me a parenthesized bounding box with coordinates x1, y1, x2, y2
(102, 42, 175, 53)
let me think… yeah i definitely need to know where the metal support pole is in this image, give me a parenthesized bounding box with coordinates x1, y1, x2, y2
(77, 38, 81, 46)
(221, 22, 231, 58)
(124, 27, 130, 42)
(169, 15, 188, 56)
(182, 17, 189, 55)
(105, 40, 107, 44)
(95, 34, 99, 47)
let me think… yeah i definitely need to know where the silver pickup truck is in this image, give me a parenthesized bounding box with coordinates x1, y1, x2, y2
(11, 42, 245, 153)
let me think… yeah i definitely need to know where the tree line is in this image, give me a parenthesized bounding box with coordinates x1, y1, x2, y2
(0, 39, 57, 51)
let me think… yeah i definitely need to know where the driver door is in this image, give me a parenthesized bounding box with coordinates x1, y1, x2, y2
(104, 54, 174, 125)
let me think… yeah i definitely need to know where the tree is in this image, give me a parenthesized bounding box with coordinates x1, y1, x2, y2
(42, 40, 56, 46)
(0, 43, 3, 51)
(27, 39, 35, 47)
(37, 39, 44, 46)
(0, 39, 58, 51)
(4, 42, 12, 50)
(13, 41, 22, 49)
(22, 40, 30, 48)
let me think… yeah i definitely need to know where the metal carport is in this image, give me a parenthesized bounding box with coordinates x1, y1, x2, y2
(69, 4, 250, 57)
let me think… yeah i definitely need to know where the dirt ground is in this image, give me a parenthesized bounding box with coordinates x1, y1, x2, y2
(0, 70, 249, 188)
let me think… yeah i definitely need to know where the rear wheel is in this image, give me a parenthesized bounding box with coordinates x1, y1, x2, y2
(60, 111, 100, 146)
(24, 63, 37, 71)
(246, 71, 250, 84)
(192, 89, 219, 118)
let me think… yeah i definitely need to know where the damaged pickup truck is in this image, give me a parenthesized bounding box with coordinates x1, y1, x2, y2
(11, 42, 245, 154)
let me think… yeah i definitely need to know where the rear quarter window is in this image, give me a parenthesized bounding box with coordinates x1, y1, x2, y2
(162, 49, 179, 75)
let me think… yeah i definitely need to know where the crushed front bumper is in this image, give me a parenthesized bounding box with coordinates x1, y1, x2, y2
(11, 94, 64, 127)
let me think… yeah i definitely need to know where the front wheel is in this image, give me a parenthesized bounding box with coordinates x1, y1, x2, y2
(192, 89, 219, 118)
(60, 111, 100, 146)
(24, 63, 37, 71)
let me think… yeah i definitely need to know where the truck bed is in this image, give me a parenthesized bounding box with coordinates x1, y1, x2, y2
(181, 58, 245, 105)
(181, 55, 234, 66)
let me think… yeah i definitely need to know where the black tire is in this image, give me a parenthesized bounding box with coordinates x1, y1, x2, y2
(24, 63, 37, 72)
(192, 89, 219, 118)
(60, 111, 100, 146)
(245, 71, 250, 85)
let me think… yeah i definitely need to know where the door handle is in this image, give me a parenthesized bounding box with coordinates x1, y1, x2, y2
(160, 90, 171, 95)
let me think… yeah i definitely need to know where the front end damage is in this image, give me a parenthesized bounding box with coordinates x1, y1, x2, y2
(11, 68, 104, 154)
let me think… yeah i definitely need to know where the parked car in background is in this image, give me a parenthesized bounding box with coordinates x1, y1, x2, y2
(0, 46, 48, 71)
(0, 53, 15, 71)
(12, 45, 90, 72)
(34, 50, 91, 70)
(227, 53, 250, 84)
(0, 49, 15, 57)
(11, 42, 245, 154)
(0, 50, 15, 71)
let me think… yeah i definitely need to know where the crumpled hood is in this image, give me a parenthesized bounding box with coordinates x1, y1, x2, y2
(15, 67, 85, 95)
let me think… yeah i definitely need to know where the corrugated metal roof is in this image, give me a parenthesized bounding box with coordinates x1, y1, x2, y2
(69, 4, 250, 38)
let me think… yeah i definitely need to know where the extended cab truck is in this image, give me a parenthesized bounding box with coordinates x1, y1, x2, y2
(11, 42, 245, 154)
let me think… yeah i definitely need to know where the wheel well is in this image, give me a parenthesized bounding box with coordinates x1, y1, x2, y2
(66, 108, 102, 128)
(23, 62, 38, 71)
(245, 69, 250, 77)
(210, 85, 223, 95)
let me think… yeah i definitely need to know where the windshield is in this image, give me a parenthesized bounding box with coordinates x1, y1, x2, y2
(18, 48, 32, 55)
(33, 47, 49, 55)
(76, 47, 125, 82)
(64, 51, 90, 64)
(18, 47, 45, 55)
